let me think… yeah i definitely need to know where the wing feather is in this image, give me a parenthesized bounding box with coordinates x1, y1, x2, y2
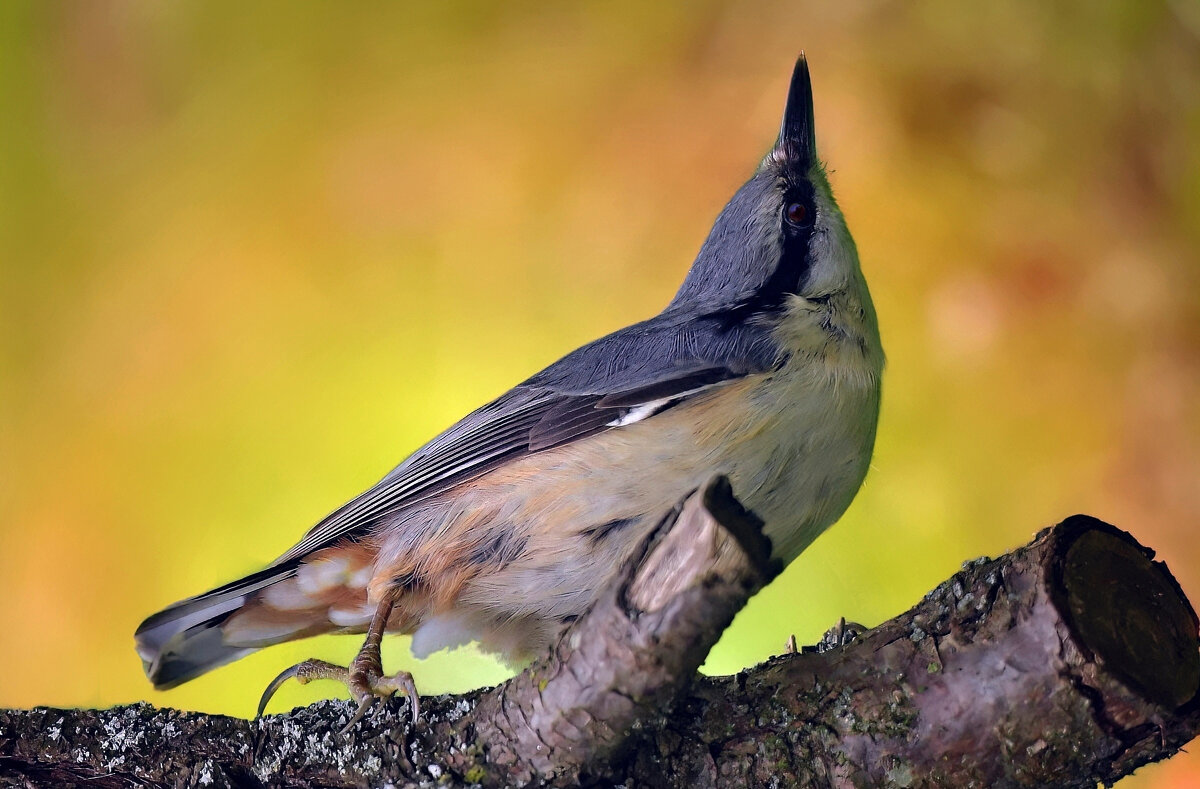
(268, 313, 782, 566)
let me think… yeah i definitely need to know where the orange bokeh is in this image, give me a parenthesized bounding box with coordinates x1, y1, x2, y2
(1, 3, 1198, 785)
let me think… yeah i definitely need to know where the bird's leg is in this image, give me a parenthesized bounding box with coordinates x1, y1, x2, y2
(256, 595, 419, 733)
(343, 595, 420, 728)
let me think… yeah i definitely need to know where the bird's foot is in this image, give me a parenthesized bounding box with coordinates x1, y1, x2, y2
(257, 653, 420, 734)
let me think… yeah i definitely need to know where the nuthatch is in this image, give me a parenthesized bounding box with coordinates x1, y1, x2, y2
(136, 56, 883, 725)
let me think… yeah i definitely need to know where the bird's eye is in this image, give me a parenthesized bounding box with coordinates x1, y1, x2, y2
(784, 201, 811, 228)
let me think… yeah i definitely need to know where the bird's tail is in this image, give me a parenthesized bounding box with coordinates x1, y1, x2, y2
(134, 565, 300, 689)
(136, 541, 383, 689)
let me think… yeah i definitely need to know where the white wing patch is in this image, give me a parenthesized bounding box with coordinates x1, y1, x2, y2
(605, 381, 730, 428)
(607, 399, 671, 427)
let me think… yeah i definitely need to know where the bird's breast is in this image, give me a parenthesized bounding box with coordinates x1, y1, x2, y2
(366, 309, 881, 660)
(725, 346, 882, 561)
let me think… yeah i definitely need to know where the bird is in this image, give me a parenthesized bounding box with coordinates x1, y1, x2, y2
(135, 55, 884, 727)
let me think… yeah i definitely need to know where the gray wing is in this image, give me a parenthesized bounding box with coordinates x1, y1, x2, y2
(271, 311, 781, 566)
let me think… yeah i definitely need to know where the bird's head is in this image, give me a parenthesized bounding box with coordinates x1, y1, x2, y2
(668, 55, 873, 332)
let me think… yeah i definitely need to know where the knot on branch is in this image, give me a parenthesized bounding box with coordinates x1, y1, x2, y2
(457, 475, 774, 785)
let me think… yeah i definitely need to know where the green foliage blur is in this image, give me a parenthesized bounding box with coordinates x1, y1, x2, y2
(2, 2, 1198, 785)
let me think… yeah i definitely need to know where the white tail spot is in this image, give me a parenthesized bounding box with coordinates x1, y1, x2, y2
(261, 579, 316, 612)
(296, 556, 351, 595)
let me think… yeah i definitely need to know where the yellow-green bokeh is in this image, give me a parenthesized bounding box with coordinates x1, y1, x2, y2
(2, 3, 1198, 786)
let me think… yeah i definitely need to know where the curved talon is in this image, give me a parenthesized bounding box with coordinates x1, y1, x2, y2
(339, 696, 375, 736)
(377, 671, 420, 721)
(256, 658, 348, 718)
(338, 669, 420, 733)
(257, 664, 303, 718)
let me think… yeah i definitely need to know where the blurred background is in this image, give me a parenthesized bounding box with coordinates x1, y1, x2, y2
(1, 1, 1198, 785)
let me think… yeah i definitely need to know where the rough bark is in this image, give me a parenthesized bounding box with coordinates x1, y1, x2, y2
(1, 480, 1197, 788)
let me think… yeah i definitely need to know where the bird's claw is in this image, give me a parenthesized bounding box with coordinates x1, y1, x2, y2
(256, 658, 348, 718)
(256, 656, 420, 735)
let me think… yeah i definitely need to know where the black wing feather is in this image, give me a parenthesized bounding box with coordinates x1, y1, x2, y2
(527, 395, 611, 451)
(595, 366, 742, 408)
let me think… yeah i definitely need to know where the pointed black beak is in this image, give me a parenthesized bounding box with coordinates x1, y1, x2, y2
(776, 54, 816, 167)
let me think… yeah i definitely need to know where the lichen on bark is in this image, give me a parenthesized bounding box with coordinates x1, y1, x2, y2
(1, 492, 1197, 788)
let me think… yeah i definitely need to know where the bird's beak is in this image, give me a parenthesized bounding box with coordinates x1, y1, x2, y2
(775, 54, 816, 167)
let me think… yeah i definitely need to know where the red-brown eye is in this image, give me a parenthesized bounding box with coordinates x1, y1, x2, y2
(784, 201, 810, 228)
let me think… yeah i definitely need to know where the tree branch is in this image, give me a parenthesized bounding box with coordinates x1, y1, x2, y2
(1, 482, 1197, 788)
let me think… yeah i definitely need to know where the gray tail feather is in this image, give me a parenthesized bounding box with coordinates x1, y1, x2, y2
(135, 565, 296, 690)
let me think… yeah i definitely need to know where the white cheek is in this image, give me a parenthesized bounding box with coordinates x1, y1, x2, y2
(804, 209, 855, 295)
